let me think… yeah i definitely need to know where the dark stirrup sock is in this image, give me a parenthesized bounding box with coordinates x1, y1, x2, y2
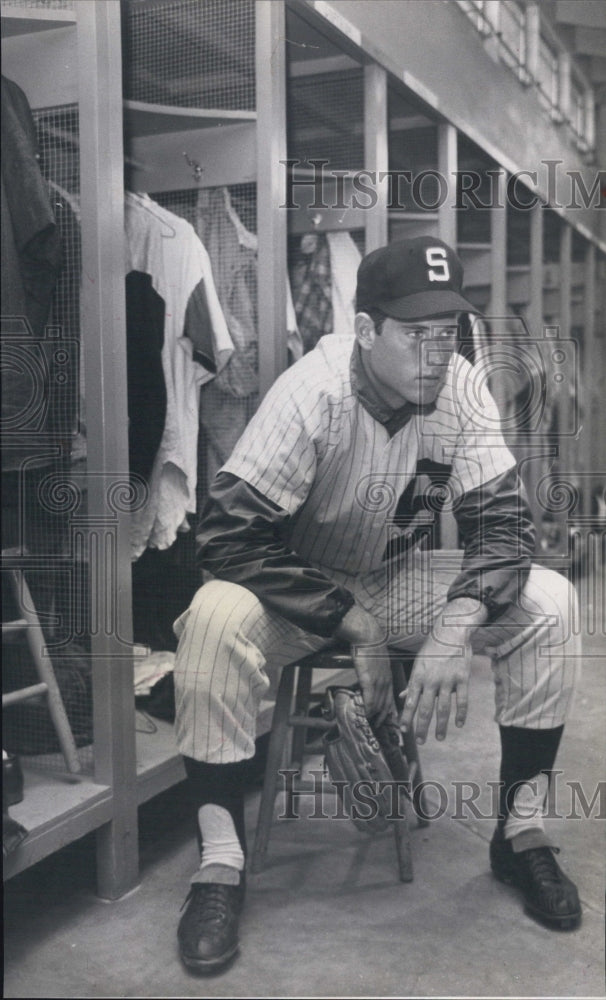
(183, 756, 249, 858)
(497, 725, 564, 835)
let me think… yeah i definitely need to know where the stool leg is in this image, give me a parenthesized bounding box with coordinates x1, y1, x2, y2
(250, 664, 297, 874)
(10, 569, 81, 774)
(393, 814, 414, 882)
(402, 729, 430, 828)
(394, 655, 430, 829)
(290, 665, 313, 778)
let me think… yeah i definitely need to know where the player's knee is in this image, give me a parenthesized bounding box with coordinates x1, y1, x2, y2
(545, 567, 577, 618)
(173, 578, 262, 647)
(529, 566, 578, 629)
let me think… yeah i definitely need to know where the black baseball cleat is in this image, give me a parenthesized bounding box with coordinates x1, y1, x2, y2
(490, 830, 582, 930)
(177, 872, 245, 973)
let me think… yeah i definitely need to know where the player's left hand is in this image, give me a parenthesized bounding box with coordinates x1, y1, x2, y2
(399, 633, 472, 743)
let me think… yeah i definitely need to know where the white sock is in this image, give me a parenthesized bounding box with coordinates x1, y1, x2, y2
(197, 804, 245, 873)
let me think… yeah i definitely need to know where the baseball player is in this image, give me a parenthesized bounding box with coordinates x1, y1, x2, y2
(174, 236, 581, 973)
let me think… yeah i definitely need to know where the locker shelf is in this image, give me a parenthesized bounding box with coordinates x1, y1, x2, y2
(3, 766, 112, 879)
(124, 100, 256, 138)
(135, 716, 184, 806)
(0, 6, 75, 37)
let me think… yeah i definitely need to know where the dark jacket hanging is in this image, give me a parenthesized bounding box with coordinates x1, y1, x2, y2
(1, 76, 63, 471)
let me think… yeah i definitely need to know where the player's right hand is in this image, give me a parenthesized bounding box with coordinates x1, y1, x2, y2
(334, 603, 395, 724)
(351, 642, 395, 727)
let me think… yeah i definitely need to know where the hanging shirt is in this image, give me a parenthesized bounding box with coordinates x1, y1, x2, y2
(195, 186, 303, 388)
(326, 230, 361, 338)
(195, 187, 304, 481)
(290, 232, 333, 353)
(125, 271, 167, 483)
(124, 192, 233, 559)
(195, 187, 258, 398)
(286, 276, 303, 363)
(1, 77, 62, 338)
(1, 76, 63, 471)
(46, 185, 81, 459)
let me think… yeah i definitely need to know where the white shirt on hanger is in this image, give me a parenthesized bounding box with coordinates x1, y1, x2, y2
(125, 192, 234, 559)
(326, 230, 361, 338)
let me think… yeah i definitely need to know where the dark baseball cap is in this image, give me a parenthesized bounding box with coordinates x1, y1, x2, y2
(356, 236, 479, 320)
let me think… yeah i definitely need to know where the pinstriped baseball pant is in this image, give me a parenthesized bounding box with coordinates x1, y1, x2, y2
(173, 555, 581, 763)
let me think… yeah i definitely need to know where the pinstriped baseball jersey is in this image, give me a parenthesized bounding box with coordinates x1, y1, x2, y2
(221, 335, 516, 578)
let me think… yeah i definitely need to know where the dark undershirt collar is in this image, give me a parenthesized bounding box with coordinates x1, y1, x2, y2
(349, 342, 435, 437)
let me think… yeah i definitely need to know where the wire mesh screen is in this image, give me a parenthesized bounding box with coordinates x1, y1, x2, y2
(388, 216, 441, 244)
(122, 0, 255, 110)
(154, 183, 257, 236)
(388, 86, 440, 216)
(286, 48, 364, 349)
(35, 106, 81, 341)
(152, 188, 199, 229)
(287, 69, 364, 172)
(507, 187, 534, 267)
(1, 0, 73, 7)
(456, 135, 494, 245)
(388, 126, 440, 213)
(121, 0, 259, 673)
(2, 101, 92, 773)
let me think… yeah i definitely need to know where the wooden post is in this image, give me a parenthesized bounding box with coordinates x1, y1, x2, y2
(364, 62, 388, 253)
(525, 199, 546, 531)
(582, 243, 596, 516)
(489, 169, 508, 419)
(489, 171, 507, 318)
(256, 0, 288, 398)
(528, 201, 544, 340)
(525, 3, 540, 82)
(437, 122, 457, 249)
(558, 52, 571, 124)
(77, 0, 139, 899)
(437, 122, 459, 548)
(558, 221, 573, 478)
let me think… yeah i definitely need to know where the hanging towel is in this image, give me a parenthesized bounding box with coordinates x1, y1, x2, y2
(326, 230, 361, 338)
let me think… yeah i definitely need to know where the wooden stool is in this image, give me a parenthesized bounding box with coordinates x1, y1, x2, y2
(250, 645, 428, 881)
(2, 548, 81, 773)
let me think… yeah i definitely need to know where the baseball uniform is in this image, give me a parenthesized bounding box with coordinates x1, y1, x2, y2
(173, 334, 579, 763)
(175, 238, 582, 961)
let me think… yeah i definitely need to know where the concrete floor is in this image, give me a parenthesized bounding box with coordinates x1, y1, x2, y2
(4, 633, 605, 998)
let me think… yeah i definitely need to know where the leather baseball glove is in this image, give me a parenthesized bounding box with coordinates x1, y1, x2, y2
(321, 685, 409, 834)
